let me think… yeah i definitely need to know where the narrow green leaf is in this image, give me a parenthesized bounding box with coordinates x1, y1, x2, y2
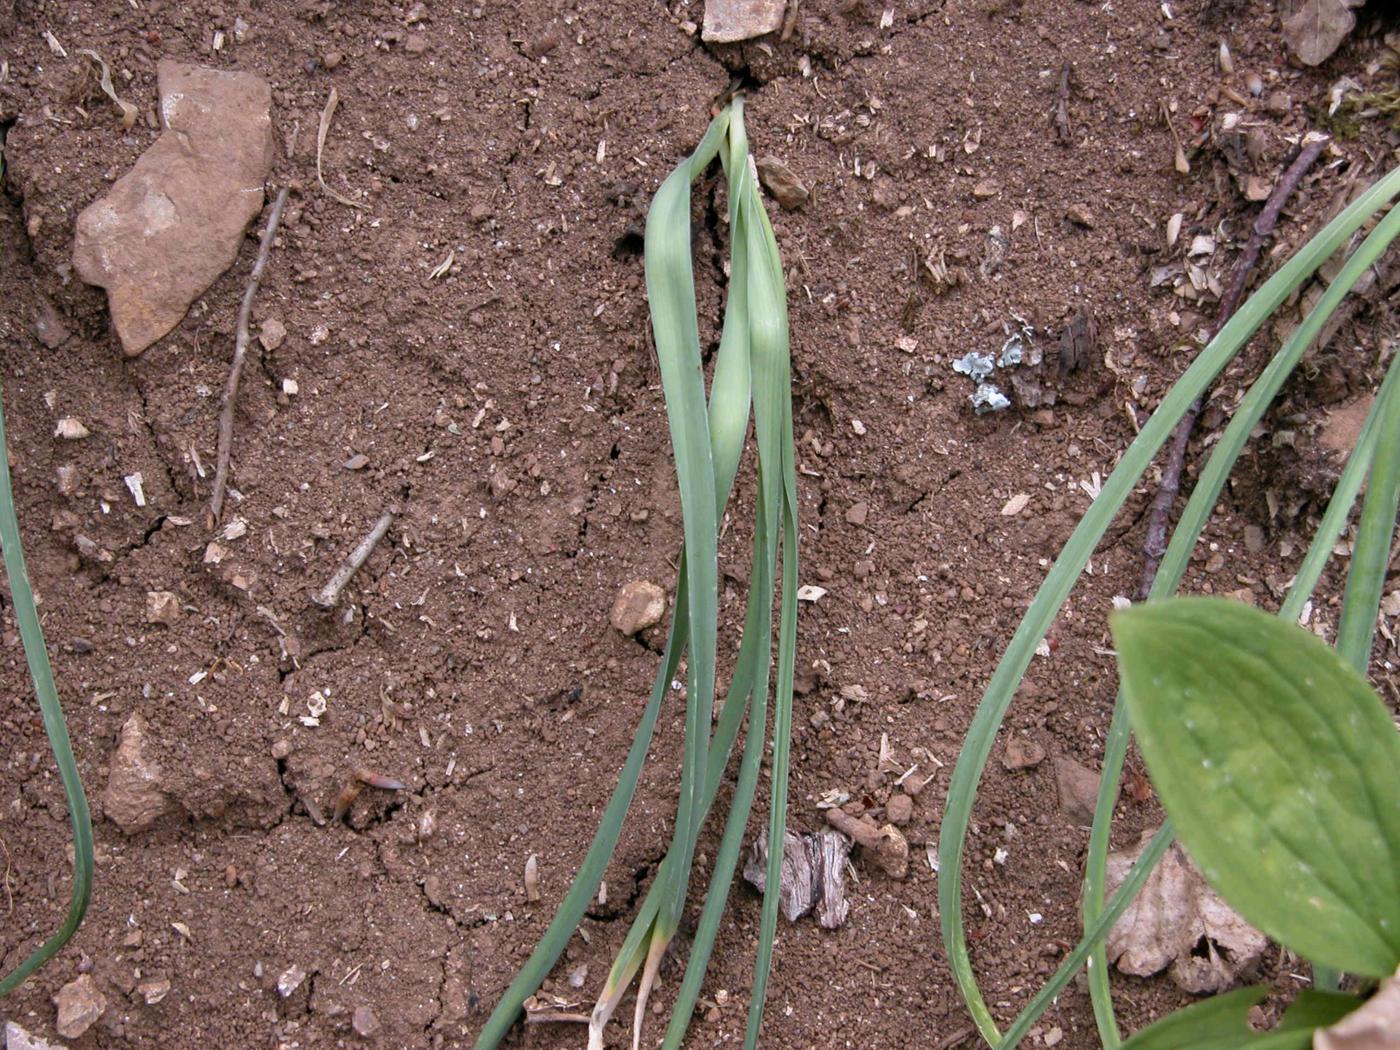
(0, 382, 94, 996)
(1336, 350, 1400, 673)
(1113, 598, 1400, 976)
(1081, 199, 1400, 1039)
(741, 160, 798, 1050)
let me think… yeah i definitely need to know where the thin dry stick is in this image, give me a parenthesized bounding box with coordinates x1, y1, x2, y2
(1138, 135, 1329, 597)
(312, 506, 399, 609)
(210, 187, 290, 525)
(1053, 61, 1073, 144)
(317, 88, 370, 211)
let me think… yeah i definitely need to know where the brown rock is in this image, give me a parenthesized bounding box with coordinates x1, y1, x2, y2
(258, 317, 287, 351)
(1055, 755, 1109, 825)
(756, 156, 809, 210)
(844, 501, 869, 526)
(72, 61, 276, 356)
(610, 580, 665, 636)
(33, 299, 70, 349)
(103, 713, 170, 833)
(5, 1021, 59, 1050)
(1321, 394, 1373, 457)
(886, 793, 914, 825)
(145, 590, 182, 626)
(1066, 204, 1095, 229)
(53, 974, 107, 1039)
(1002, 735, 1046, 771)
(404, 32, 429, 53)
(702, 0, 785, 42)
(353, 1005, 381, 1037)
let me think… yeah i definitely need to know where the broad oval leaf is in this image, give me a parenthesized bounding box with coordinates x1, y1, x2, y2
(1112, 597, 1400, 977)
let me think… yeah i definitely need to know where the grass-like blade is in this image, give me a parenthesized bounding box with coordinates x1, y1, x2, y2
(474, 109, 733, 1050)
(0, 383, 94, 996)
(1335, 342, 1400, 673)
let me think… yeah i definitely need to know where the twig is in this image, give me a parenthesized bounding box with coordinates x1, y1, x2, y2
(1138, 135, 1329, 598)
(933, 1025, 975, 1050)
(312, 506, 399, 609)
(317, 88, 370, 211)
(780, 0, 800, 41)
(209, 187, 290, 525)
(1053, 61, 1072, 144)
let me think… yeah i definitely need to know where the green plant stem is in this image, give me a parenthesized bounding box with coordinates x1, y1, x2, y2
(0, 383, 93, 996)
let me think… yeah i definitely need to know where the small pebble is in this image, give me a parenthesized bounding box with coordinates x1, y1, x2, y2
(845, 502, 869, 526)
(258, 318, 286, 351)
(610, 580, 666, 636)
(53, 975, 107, 1039)
(352, 1005, 381, 1037)
(54, 417, 90, 440)
(322, 50, 344, 69)
(344, 453, 370, 471)
(1065, 204, 1095, 229)
(886, 793, 914, 824)
(755, 156, 809, 210)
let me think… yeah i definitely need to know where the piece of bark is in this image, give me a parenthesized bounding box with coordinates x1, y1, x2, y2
(743, 827, 852, 928)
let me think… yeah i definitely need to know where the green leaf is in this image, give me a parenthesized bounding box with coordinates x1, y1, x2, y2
(1276, 990, 1362, 1031)
(938, 165, 1400, 1045)
(1122, 988, 1270, 1050)
(0, 380, 93, 996)
(1121, 988, 1359, 1049)
(1113, 598, 1400, 977)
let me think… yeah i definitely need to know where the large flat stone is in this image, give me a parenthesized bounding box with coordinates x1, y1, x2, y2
(72, 61, 275, 356)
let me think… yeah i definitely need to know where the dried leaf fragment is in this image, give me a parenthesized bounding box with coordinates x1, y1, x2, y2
(77, 50, 138, 128)
(1315, 967, 1400, 1050)
(742, 827, 852, 927)
(1282, 0, 1363, 66)
(1104, 829, 1266, 994)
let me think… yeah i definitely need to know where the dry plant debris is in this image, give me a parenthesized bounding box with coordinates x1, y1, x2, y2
(742, 827, 852, 928)
(1103, 830, 1266, 994)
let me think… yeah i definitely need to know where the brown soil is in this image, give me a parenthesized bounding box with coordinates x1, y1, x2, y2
(2, 0, 1398, 1047)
